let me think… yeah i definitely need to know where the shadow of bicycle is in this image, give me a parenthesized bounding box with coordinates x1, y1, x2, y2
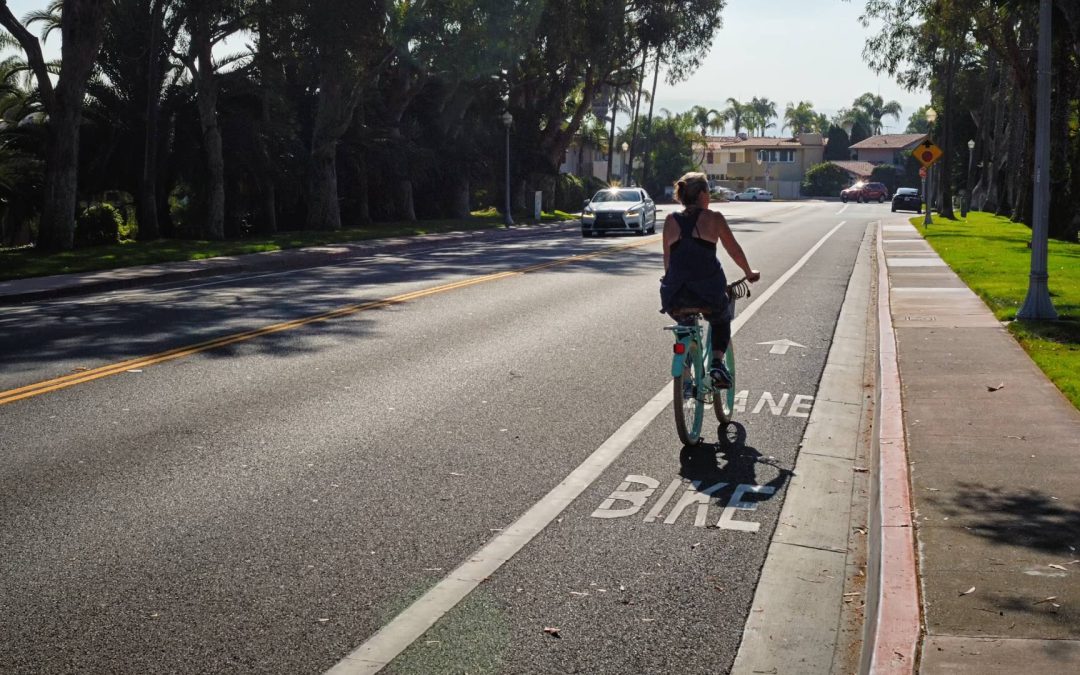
(678, 422, 794, 499)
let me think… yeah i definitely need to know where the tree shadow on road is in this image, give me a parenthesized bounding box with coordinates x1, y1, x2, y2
(930, 482, 1080, 556)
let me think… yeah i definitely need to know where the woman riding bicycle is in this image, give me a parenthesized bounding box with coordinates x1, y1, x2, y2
(660, 172, 760, 387)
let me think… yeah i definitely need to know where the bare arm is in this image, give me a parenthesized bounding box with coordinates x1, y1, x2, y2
(662, 214, 678, 272)
(711, 212, 760, 282)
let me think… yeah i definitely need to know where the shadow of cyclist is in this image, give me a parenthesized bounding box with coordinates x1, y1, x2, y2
(677, 422, 793, 498)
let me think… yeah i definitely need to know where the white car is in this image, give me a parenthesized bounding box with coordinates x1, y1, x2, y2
(713, 187, 737, 201)
(581, 188, 657, 236)
(731, 187, 773, 201)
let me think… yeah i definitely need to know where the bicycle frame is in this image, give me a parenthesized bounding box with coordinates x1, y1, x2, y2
(666, 277, 747, 445)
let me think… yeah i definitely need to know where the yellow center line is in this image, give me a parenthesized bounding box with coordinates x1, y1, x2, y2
(0, 236, 659, 406)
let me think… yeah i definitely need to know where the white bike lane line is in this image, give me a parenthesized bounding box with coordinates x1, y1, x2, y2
(325, 221, 849, 675)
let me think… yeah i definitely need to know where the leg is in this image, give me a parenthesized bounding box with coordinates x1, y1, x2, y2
(707, 312, 733, 389)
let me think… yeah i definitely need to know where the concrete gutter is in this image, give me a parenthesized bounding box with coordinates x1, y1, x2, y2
(731, 222, 877, 674)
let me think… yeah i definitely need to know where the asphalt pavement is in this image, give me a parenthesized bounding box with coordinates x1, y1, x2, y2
(10, 200, 1071, 675)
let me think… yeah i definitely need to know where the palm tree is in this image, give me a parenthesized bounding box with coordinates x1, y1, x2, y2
(812, 112, 831, 136)
(852, 92, 903, 135)
(577, 113, 608, 177)
(749, 96, 777, 135)
(782, 101, 817, 135)
(835, 107, 874, 144)
(689, 105, 721, 163)
(719, 97, 749, 136)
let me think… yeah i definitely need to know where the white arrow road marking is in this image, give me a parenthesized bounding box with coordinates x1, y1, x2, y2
(757, 339, 807, 355)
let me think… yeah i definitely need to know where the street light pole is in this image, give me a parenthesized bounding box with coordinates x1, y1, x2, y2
(1017, 0, 1058, 320)
(621, 142, 629, 184)
(501, 110, 514, 228)
(962, 139, 975, 218)
(923, 107, 937, 226)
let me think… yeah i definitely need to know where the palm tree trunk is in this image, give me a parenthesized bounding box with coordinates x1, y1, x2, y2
(191, 12, 225, 240)
(626, 47, 647, 184)
(2, 0, 108, 251)
(137, 0, 167, 241)
(606, 85, 619, 183)
(641, 55, 660, 190)
(939, 48, 959, 219)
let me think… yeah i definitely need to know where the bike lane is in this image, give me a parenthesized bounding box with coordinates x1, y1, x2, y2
(349, 216, 873, 674)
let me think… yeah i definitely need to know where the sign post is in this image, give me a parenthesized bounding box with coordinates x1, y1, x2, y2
(913, 140, 943, 226)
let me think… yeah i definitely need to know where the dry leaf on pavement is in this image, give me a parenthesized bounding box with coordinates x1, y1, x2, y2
(1033, 596, 1058, 605)
(543, 627, 561, 638)
(987, 383, 1005, 391)
(960, 587, 976, 596)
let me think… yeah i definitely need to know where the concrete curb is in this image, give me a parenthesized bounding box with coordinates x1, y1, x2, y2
(866, 221, 921, 674)
(0, 220, 581, 305)
(730, 222, 876, 675)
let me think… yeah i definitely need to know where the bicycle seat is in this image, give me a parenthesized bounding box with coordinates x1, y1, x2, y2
(669, 307, 713, 319)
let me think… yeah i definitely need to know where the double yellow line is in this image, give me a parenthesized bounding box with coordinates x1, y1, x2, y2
(0, 236, 659, 406)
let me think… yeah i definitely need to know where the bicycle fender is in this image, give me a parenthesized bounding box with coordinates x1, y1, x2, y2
(671, 339, 693, 378)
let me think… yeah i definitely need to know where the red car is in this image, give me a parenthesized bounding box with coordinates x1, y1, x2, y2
(841, 181, 890, 203)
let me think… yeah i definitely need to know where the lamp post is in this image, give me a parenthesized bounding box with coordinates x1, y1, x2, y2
(501, 110, 513, 228)
(621, 142, 629, 184)
(923, 107, 937, 226)
(962, 139, 975, 218)
(1017, 0, 1058, 320)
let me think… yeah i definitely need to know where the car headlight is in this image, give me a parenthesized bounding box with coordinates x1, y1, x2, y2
(625, 210, 640, 217)
(582, 212, 595, 221)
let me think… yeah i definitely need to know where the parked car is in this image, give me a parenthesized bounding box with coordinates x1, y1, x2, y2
(891, 187, 923, 213)
(580, 188, 657, 237)
(712, 187, 737, 201)
(731, 187, 773, 201)
(841, 181, 890, 203)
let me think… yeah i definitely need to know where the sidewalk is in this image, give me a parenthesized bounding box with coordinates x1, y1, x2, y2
(880, 216, 1080, 672)
(0, 219, 578, 304)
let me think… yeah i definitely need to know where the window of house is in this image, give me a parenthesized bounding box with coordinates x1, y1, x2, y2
(729, 153, 738, 162)
(706, 152, 714, 164)
(757, 149, 796, 163)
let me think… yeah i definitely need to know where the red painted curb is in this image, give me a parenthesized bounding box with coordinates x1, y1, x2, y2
(870, 223, 921, 674)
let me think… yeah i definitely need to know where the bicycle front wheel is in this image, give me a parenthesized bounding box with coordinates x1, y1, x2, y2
(673, 350, 704, 445)
(714, 343, 736, 424)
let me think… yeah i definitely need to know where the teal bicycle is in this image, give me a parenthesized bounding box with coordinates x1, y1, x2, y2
(665, 278, 751, 446)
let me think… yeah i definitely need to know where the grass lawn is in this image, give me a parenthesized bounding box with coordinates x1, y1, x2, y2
(908, 211, 1080, 409)
(0, 209, 578, 282)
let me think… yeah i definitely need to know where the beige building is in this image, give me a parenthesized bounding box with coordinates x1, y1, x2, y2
(721, 133, 825, 198)
(694, 136, 740, 183)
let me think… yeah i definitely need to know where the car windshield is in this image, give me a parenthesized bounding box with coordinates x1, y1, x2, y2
(897, 188, 918, 195)
(850, 183, 866, 189)
(592, 189, 641, 203)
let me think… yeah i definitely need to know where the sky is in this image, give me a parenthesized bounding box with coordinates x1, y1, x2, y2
(6, 0, 926, 134)
(651, 0, 929, 135)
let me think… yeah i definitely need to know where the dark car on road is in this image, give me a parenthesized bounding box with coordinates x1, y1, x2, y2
(891, 187, 922, 213)
(841, 181, 890, 203)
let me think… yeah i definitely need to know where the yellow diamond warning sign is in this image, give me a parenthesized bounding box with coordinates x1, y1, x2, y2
(913, 140, 943, 168)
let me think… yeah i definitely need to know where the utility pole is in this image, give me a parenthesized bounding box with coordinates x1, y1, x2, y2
(1017, 0, 1058, 320)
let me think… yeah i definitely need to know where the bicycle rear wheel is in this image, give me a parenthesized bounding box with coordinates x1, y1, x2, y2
(673, 349, 704, 445)
(713, 343, 736, 424)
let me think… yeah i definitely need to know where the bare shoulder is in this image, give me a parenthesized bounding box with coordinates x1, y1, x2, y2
(702, 209, 729, 237)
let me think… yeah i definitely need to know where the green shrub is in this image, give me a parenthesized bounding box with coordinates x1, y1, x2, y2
(870, 164, 901, 194)
(75, 203, 122, 247)
(802, 162, 851, 197)
(553, 173, 587, 212)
